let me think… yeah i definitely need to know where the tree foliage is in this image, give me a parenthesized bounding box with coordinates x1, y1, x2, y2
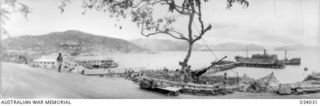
(60, 0, 248, 43)
(0, 0, 31, 36)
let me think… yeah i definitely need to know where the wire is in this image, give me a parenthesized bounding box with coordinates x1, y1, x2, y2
(192, 21, 218, 60)
(202, 37, 218, 60)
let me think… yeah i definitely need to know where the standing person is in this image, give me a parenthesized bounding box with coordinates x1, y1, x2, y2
(224, 72, 228, 85)
(57, 53, 63, 73)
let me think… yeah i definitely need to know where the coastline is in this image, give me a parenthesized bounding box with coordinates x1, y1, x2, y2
(1, 62, 320, 99)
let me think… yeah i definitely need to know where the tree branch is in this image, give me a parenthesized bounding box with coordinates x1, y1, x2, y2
(163, 0, 199, 15)
(192, 24, 212, 43)
(187, 1, 196, 42)
(192, 0, 212, 43)
(140, 27, 188, 41)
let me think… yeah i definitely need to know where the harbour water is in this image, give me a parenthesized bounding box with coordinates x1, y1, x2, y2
(108, 49, 320, 83)
(2, 50, 320, 98)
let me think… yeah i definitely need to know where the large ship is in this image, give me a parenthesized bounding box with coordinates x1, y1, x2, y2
(235, 49, 285, 69)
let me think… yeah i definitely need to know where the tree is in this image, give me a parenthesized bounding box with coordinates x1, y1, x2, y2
(0, 0, 31, 37)
(60, 0, 249, 82)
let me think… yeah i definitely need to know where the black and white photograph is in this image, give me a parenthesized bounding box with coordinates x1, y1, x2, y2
(0, 0, 320, 102)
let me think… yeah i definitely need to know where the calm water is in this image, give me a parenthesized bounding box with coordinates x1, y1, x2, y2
(108, 50, 320, 83)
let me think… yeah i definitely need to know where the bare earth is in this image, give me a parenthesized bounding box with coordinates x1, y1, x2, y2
(1, 62, 320, 99)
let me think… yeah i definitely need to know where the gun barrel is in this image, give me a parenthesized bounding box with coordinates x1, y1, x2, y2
(193, 56, 228, 77)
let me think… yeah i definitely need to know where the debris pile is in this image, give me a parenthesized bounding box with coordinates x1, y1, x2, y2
(136, 69, 285, 96)
(305, 72, 320, 81)
(242, 72, 279, 93)
(277, 72, 320, 95)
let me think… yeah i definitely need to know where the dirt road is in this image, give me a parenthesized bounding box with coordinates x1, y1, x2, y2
(1, 62, 319, 99)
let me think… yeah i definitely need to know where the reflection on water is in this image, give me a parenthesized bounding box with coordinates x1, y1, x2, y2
(108, 50, 320, 83)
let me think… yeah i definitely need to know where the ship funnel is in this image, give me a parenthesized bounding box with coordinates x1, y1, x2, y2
(263, 49, 267, 55)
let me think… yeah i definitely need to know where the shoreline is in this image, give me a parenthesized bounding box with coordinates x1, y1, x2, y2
(1, 62, 320, 99)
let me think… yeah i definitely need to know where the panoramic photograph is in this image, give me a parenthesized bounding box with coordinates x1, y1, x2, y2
(0, 0, 320, 99)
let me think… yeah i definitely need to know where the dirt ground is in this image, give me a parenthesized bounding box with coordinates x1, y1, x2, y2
(1, 62, 320, 99)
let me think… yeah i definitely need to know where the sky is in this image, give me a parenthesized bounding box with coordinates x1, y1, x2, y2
(2, 0, 320, 47)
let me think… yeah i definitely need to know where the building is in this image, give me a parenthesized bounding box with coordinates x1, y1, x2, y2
(32, 56, 58, 69)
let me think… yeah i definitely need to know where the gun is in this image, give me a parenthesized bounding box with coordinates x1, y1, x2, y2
(192, 56, 227, 78)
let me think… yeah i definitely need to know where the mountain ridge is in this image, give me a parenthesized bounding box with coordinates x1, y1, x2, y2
(2, 30, 148, 55)
(130, 38, 266, 51)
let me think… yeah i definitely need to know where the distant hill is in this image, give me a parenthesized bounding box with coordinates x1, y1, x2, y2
(130, 38, 202, 51)
(273, 45, 318, 51)
(131, 39, 265, 51)
(2, 30, 147, 54)
(203, 43, 265, 51)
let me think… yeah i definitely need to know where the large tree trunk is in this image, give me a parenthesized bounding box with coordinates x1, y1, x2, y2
(181, 43, 193, 70)
(180, 42, 193, 82)
(179, 2, 196, 83)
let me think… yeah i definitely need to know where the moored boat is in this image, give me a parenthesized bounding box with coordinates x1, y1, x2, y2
(283, 58, 301, 65)
(235, 49, 285, 69)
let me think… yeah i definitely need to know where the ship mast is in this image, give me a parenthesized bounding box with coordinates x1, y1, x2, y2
(246, 46, 248, 58)
(285, 48, 287, 60)
(284, 42, 288, 60)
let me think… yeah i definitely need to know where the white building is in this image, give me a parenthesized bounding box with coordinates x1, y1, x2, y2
(32, 56, 58, 69)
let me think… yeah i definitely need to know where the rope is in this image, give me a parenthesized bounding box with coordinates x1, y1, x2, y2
(201, 38, 218, 60)
(192, 22, 218, 60)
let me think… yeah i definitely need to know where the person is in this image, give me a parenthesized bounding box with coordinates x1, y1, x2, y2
(224, 72, 228, 85)
(56, 53, 63, 73)
(18, 55, 23, 64)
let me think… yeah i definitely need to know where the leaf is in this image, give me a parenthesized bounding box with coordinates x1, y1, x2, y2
(227, 0, 249, 9)
(168, 1, 175, 12)
(18, 3, 31, 18)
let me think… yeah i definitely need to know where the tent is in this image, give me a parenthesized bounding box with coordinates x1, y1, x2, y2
(256, 72, 280, 91)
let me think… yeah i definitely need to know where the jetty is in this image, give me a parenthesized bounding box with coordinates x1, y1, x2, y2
(237, 62, 284, 69)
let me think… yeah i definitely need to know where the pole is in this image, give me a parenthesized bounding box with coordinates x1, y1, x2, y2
(285, 48, 287, 60)
(237, 72, 239, 85)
